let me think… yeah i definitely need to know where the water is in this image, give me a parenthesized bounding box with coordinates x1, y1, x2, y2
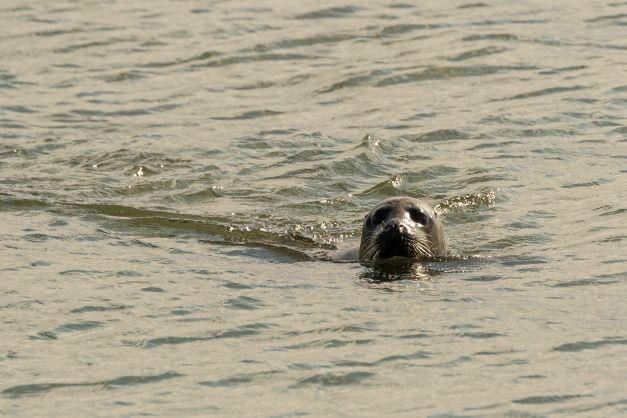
(1, 0, 626, 416)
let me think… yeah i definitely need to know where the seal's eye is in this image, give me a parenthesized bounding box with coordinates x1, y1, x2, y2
(371, 207, 390, 225)
(408, 207, 428, 225)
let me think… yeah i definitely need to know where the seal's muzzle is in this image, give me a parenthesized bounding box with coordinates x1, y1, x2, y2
(376, 220, 415, 258)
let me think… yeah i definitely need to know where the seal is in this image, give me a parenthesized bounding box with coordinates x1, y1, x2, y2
(335, 197, 445, 261)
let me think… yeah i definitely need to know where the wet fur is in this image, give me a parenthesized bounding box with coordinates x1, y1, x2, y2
(358, 197, 445, 261)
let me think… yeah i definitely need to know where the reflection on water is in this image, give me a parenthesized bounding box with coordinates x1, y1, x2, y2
(358, 259, 435, 283)
(1, 0, 626, 416)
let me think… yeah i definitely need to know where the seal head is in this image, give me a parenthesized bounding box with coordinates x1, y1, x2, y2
(359, 197, 445, 260)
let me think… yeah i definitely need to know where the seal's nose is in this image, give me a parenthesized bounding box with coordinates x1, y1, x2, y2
(387, 220, 408, 235)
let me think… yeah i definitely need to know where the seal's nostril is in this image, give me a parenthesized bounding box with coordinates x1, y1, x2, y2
(387, 222, 408, 235)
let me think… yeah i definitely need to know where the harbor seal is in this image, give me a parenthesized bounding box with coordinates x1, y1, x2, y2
(335, 197, 445, 261)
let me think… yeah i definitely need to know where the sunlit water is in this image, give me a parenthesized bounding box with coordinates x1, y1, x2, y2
(1, 0, 626, 416)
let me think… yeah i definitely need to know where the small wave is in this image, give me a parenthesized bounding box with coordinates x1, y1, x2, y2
(199, 370, 283, 387)
(506, 85, 587, 100)
(463, 33, 520, 41)
(0, 105, 38, 113)
(294, 6, 362, 20)
(213, 109, 284, 121)
(585, 13, 627, 23)
(283, 338, 374, 350)
(368, 350, 431, 365)
(403, 129, 470, 142)
(551, 278, 619, 287)
(53, 37, 136, 54)
(513, 394, 592, 404)
(139, 323, 271, 349)
(250, 33, 357, 53)
(376, 65, 535, 86)
(2, 372, 182, 397)
(291, 371, 374, 387)
(140, 50, 220, 68)
(70, 304, 129, 314)
(379, 24, 437, 37)
(223, 295, 264, 310)
(30, 321, 105, 340)
(435, 190, 496, 214)
(318, 70, 385, 93)
(191, 53, 319, 68)
(0, 195, 50, 211)
(553, 337, 627, 352)
(448, 46, 508, 61)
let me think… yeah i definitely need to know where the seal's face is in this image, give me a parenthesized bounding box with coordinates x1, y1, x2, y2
(359, 197, 445, 260)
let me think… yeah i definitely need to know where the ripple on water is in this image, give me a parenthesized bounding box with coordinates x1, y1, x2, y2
(69, 304, 129, 314)
(294, 6, 362, 20)
(223, 295, 264, 310)
(291, 371, 374, 388)
(250, 33, 358, 53)
(550, 278, 620, 287)
(282, 338, 374, 350)
(553, 337, 627, 352)
(448, 46, 509, 61)
(375, 65, 535, 87)
(29, 320, 105, 340)
(191, 53, 320, 69)
(512, 394, 593, 405)
(403, 129, 470, 143)
(505, 85, 588, 101)
(198, 370, 283, 388)
(2, 1, 627, 416)
(2, 372, 182, 397)
(335, 350, 432, 367)
(139, 323, 272, 349)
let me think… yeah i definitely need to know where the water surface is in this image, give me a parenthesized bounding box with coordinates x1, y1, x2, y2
(1, 0, 626, 416)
